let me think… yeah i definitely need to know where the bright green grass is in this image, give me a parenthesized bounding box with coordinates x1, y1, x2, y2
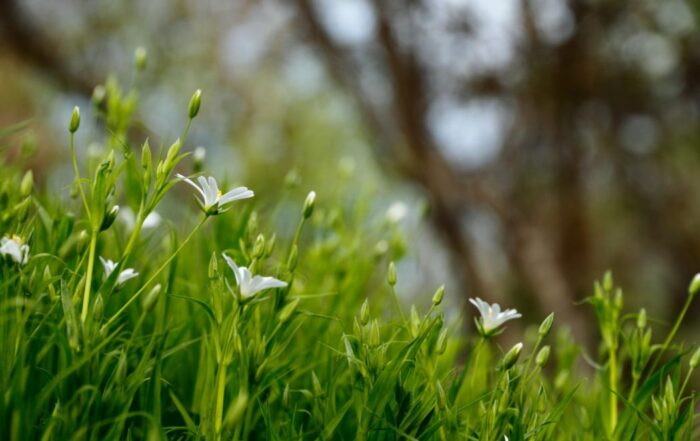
(0, 66, 699, 440)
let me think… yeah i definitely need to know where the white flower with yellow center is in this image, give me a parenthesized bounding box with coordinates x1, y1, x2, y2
(176, 174, 253, 215)
(100, 257, 139, 286)
(0, 235, 29, 265)
(222, 253, 287, 298)
(469, 297, 521, 336)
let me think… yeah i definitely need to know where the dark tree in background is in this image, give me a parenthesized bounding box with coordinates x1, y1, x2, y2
(2, 0, 700, 341)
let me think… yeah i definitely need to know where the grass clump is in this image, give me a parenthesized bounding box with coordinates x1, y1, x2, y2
(1, 63, 699, 440)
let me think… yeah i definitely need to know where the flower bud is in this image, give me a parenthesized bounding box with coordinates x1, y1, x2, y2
(690, 346, 700, 370)
(279, 297, 300, 323)
(100, 205, 120, 231)
(538, 313, 554, 338)
(311, 371, 324, 398)
(253, 234, 265, 258)
(283, 383, 290, 408)
(387, 261, 397, 286)
(436, 381, 447, 410)
(141, 139, 152, 170)
(435, 328, 448, 355)
(92, 85, 106, 108)
(93, 294, 104, 322)
(432, 284, 444, 306)
(410, 305, 420, 338)
(303, 191, 316, 219)
(134, 46, 147, 71)
(535, 345, 551, 367)
(637, 308, 647, 329)
(287, 245, 298, 272)
(500, 342, 523, 371)
(142, 284, 162, 313)
(359, 299, 370, 326)
(208, 252, 219, 279)
(20, 170, 33, 197)
(369, 319, 381, 347)
(264, 234, 276, 257)
(603, 271, 614, 292)
(69, 106, 80, 133)
(164, 138, 182, 169)
(689, 273, 700, 297)
(188, 89, 202, 119)
(188, 148, 204, 175)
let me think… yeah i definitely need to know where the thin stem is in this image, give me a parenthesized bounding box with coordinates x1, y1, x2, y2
(80, 231, 98, 323)
(103, 215, 208, 330)
(70, 132, 92, 222)
(214, 361, 227, 440)
(181, 118, 193, 143)
(609, 347, 618, 436)
(390, 285, 405, 322)
(650, 293, 695, 373)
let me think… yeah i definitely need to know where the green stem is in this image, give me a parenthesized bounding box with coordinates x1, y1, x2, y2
(80, 231, 98, 323)
(390, 285, 406, 322)
(70, 133, 92, 223)
(609, 347, 618, 436)
(650, 293, 695, 373)
(103, 215, 208, 330)
(214, 361, 227, 439)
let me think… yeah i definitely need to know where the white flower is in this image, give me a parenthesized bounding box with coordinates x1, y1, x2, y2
(222, 253, 287, 298)
(193, 146, 206, 163)
(100, 257, 139, 286)
(176, 174, 253, 214)
(0, 235, 29, 265)
(386, 201, 408, 223)
(119, 207, 162, 231)
(469, 297, 521, 335)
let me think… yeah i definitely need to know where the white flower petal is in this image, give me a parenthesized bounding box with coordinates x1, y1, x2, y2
(219, 187, 254, 205)
(222, 253, 243, 285)
(177, 174, 207, 202)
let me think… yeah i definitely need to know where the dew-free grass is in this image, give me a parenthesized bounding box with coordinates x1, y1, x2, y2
(1, 53, 699, 440)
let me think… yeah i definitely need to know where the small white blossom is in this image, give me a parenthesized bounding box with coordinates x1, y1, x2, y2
(176, 174, 253, 215)
(193, 146, 206, 163)
(386, 201, 408, 223)
(0, 235, 29, 265)
(222, 253, 287, 298)
(469, 297, 521, 336)
(100, 257, 139, 286)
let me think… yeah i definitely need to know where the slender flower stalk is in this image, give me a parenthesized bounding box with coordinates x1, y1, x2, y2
(103, 216, 209, 330)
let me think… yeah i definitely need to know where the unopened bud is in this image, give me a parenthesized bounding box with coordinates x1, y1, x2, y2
(311, 371, 324, 398)
(208, 252, 218, 279)
(287, 245, 298, 272)
(93, 294, 104, 322)
(359, 299, 370, 326)
(690, 346, 700, 370)
(193, 146, 206, 173)
(100, 205, 120, 231)
(69, 106, 80, 133)
(538, 313, 554, 338)
(142, 284, 162, 313)
(303, 191, 316, 219)
(279, 297, 300, 323)
(637, 308, 647, 329)
(387, 261, 397, 286)
(253, 234, 265, 258)
(20, 170, 33, 197)
(432, 284, 444, 306)
(500, 342, 523, 371)
(369, 319, 381, 347)
(435, 328, 448, 355)
(436, 381, 447, 410)
(134, 46, 147, 71)
(603, 271, 614, 292)
(92, 85, 106, 107)
(535, 345, 551, 367)
(188, 89, 202, 119)
(689, 273, 700, 297)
